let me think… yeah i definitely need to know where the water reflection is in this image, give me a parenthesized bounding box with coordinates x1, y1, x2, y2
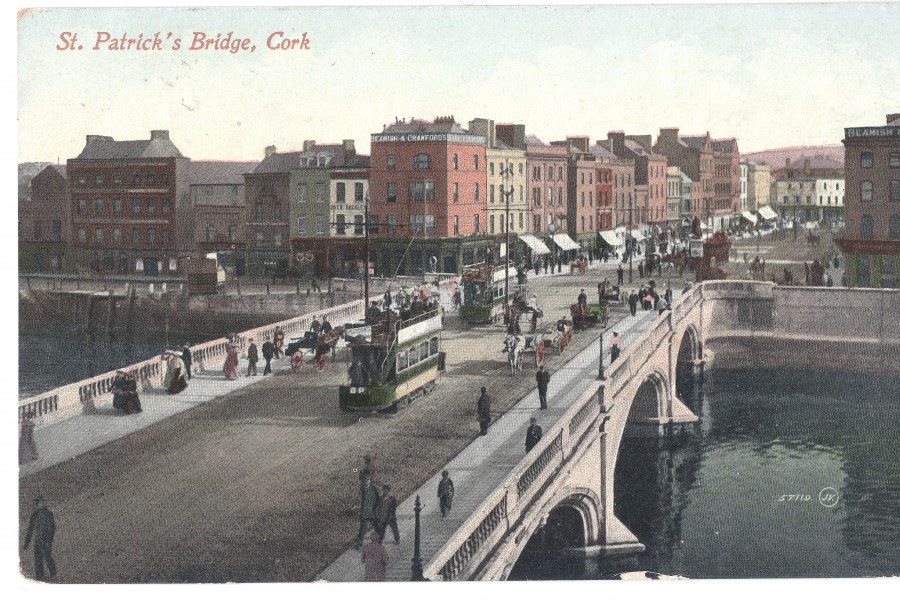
(510, 368, 900, 580)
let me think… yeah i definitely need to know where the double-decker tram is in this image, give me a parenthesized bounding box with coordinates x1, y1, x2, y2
(459, 262, 517, 324)
(339, 304, 443, 412)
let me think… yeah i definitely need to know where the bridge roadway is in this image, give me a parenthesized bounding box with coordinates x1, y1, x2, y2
(316, 303, 666, 582)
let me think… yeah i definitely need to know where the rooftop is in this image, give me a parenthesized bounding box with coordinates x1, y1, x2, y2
(73, 130, 185, 161)
(190, 161, 258, 186)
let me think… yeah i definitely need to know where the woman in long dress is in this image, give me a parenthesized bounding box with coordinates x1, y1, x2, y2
(167, 352, 188, 394)
(19, 412, 38, 464)
(114, 370, 142, 414)
(162, 350, 176, 390)
(273, 326, 285, 359)
(223, 341, 239, 380)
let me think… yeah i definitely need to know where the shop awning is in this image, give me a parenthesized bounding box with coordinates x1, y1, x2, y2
(629, 229, 646, 242)
(517, 234, 551, 255)
(742, 211, 758, 225)
(552, 233, 580, 251)
(598, 230, 620, 248)
(758, 205, 778, 221)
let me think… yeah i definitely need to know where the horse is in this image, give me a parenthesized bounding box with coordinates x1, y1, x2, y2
(503, 334, 524, 376)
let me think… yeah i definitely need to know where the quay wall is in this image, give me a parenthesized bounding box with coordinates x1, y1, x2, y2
(701, 283, 900, 375)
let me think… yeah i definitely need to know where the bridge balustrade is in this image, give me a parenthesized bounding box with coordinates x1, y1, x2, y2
(427, 381, 602, 581)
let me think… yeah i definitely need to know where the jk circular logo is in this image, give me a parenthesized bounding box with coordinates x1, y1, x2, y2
(818, 487, 840, 508)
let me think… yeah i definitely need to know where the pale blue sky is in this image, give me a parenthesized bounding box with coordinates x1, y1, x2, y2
(16, 4, 900, 162)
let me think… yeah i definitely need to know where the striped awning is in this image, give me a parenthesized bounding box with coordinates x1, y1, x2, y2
(552, 233, 580, 251)
(517, 234, 551, 255)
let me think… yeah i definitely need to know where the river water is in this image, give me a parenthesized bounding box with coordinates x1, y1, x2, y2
(18, 334, 199, 399)
(510, 367, 900, 579)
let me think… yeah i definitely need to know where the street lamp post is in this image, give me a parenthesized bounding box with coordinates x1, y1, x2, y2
(411, 495, 425, 581)
(500, 162, 514, 307)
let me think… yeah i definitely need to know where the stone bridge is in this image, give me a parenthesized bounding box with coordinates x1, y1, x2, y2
(418, 280, 900, 581)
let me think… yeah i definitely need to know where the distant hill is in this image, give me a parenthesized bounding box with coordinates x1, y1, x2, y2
(742, 145, 843, 168)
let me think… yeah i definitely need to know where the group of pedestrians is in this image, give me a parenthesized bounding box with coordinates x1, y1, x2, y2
(354, 456, 402, 581)
(627, 281, 674, 317)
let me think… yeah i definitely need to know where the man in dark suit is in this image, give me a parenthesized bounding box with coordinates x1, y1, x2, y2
(262, 337, 275, 375)
(23, 496, 56, 581)
(477, 387, 491, 436)
(536, 366, 551, 409)
(525, 417, 543, 453)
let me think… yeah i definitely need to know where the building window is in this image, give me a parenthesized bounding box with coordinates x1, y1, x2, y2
(336, 182, 346, 203)
(256, 232, 264, 246)
(354, 215, 364, 235)
(890, 152, 900, 168)
(453, 183, 459, 203)
(410, 181, 425, 202)
(387, 181, 397, 202)
(131, 197, 141, 213)
(318, 156, 327, 167)
(146, 174, 154, 184)
(297, 217, 307, 235)
(890, 216, 900, 239)
(273, 202, 282, 220)
(490, 162, 495, 176)
(413, 153, 431, 170)
(162, 199, 170, 213)
(113, 228, 121, 243)
(534, 214, 541, 233)
(94, 228, 103, 243)
(298, 184, 307, 203)
(424, 180, 435, 201)
(861, 151, 874, 168)
(336, 214, 346, 235)
(548, 166, 554, 180)
(78, 228, 86, 243)
(547, 187, 553, 204)
(533, 188, 541, 206)
(519, 212, 524, 230)
(316, 216, 325, 234)
(147, 197, 156, 213)
(33, 222, 41, 241)
(132, 173, 140, 185)
(52, 220, 61, 242)
(113, 174, 122, 184)
(160, 173, 168, 185)
(94, 198, 103, 213)
(387, 214, 397, 233)
(132, 228, 139, 243)
(861, 180, 873, 201)
(228, 225, 237, 241)
(368, 214, 379, 235)
(77, 199, 86, 214)
(861, 214, 874, 238)
(891, 180, 900, 202)
(315, 183, 325, 202)
(520, 186, 524, 202)
(255, 203, 263, 221)
(489, 214, 495, 233)
(355, 182, 364, 202)
(161, 230, 169, 243)
(408, 214, 424, 233)
(453, 215, 459, 235)
(474, 214, 480, 233)
(519, 163, 524, 175)
(112, 197, 121, 213)
(274, 233, 282, 247)
(452, 153, 459, 170)
(206, 224, 214, 241)
(474, 155, 479, 170)
(147, 228, 155, 243)
(490, 185, 495, 204)
(387, 154, 396, 169)
(474, 183, 480, 203)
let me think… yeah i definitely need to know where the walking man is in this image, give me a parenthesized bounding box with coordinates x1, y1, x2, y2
(638, 261, 644, 279)
(355, 475, 381, 549)
(375, 485, 400, 544)
(438, 470, 454, 518)
(617, 264, 624, 286)
(181, 342, 193, 379)
(246, 339, 259, 376)
(262, 337, 275, 375)
(525, 417, 543, 453)
(628, 290, 638, 317)
(536, 366, 551, 410)
(477, 387, 491, 436)
(23, 496, 56, 581)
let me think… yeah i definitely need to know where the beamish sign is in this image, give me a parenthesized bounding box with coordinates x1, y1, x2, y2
(845, 126, 900, 138)
(371, 133, 485, 145)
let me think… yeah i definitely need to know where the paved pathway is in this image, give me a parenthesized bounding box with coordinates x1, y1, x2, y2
(316, 303, 666, 582)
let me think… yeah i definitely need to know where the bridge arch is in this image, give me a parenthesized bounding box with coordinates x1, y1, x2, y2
(628, 370, 669, 424)
(673, 323, 702, 402)
(501, 486, 602, 580)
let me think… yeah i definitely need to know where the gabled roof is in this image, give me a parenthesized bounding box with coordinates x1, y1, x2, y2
(678, 135, 708, 150)
(48, 164, 67, 179)
(190, 161, 258, 186)
(624, 140, 650, 157)
(712, 138, 737, 153)
(588, 144, 617, 161)
(524, 134, 545, 146)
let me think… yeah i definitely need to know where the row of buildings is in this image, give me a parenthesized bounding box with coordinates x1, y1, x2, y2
(20, 113, 892, 286)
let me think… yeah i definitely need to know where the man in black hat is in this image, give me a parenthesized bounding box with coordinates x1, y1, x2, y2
(23, 496, 56, 581)
(525, 417, 543, 453)
(476, 387, 491, 436)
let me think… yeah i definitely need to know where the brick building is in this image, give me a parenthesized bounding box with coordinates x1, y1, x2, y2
(553, 136, 600, 254)
(19, 164, 69, 273)
(66, 130, 191, 276)
(597, 132, 668, 230)
(590, 142, 635, 235)
(524, 134, 569, 237)
(836, 113, 900, 288)
(654, 128, 716, 231)
(368, 116, 493, 275)
(190, 160, 257, 276)
(712, 137, 741, 230)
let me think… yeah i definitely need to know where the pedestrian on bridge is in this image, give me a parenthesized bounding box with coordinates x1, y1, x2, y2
(19, 411, 38, 464)
(617, 264, 624, 286)
(361, 532, 388, 581)
(477, 387, 492, 436)
(628, 291, 638, 317)
(610, 332, 622, 364)
(246, 339, 259, 377)
(375, 485, 400, 544)
(23, 496, 56, 581)
(525, 417, 543, 453)
(438, 470, 455, 518)
(536, 366, 551, 409)
(355, 475, 381, 549)
(182, 343, 193, 379)
(262, 337, 275, 375)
